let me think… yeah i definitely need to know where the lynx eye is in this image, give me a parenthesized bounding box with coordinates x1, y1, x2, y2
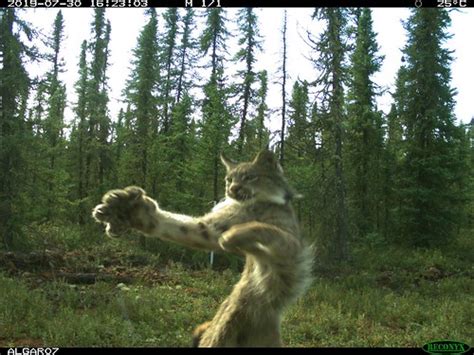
(243, 175, 258, 182)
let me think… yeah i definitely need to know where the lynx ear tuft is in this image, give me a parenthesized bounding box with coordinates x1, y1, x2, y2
(124, 186, 145, 201)
(253, 150, 283, 173)
(220, 152, 238, 171)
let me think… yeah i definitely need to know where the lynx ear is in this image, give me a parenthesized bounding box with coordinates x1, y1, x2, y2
(220, 152, 238, 171)
(253, 150, 283, 173)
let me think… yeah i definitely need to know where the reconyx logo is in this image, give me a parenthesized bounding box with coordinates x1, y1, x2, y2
(422, 340, 471, 355)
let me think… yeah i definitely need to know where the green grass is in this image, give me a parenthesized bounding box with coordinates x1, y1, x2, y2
(0, 266, 234, 347)
(285, 277, 472, 347)
(0, 231, 472, 347)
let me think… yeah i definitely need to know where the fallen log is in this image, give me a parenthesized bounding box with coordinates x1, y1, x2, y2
(0, 250, 64, 271)
(54, 272, 134, 285)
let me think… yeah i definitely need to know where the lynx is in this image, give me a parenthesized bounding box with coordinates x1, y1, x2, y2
(92, 150, 313, 347)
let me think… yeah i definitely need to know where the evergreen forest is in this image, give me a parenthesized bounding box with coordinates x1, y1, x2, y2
(0, 8, 472, 347)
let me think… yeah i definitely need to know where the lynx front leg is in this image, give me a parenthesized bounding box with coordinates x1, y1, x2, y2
(219, 222, 301, 259)
(92, 186, 222, 252)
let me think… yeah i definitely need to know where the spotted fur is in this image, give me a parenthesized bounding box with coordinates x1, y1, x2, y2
(92, 150, 313, 347)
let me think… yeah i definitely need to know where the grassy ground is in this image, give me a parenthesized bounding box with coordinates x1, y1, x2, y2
(0, 228, 472, 347)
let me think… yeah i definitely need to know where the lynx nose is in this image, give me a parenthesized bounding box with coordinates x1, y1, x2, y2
(230, 184, 242, 195)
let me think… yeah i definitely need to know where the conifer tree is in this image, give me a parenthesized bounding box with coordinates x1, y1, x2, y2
(278, 10, 288, 164)
(382, 103, 403, 237)
(121, 9, 159, 189)
(394, 9, 466, 246)
(24, 80, 48, 222)
(286, 81, 311, 157)
(198, 8, 234, 206)
(68, 10, 111, 223)
(42, 11, 68, 220)
(163, 94, 198, 213)
(0, 9, 36, 246)
(346, 9, 384, 238)
(151, 9, 200, 209)
(84, 9, 111, 196)
(233, 8, 262, 154)
(175, 9, 198, 104)
(255, 70, 270, 150)
(115, 105, 138, 187)
(467, 119, 474, 229)
(309, 8, 350, 261)
(159, 8, 179, 133)
(285, 80, 315, 226)
(109, 108, 125, 186)
(237, 69, 270, 158)
(200, 8, 229, 79)
(69, 40, 89, 223)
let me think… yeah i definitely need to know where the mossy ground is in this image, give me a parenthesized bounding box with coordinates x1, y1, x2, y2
(1, 226, 472, 347)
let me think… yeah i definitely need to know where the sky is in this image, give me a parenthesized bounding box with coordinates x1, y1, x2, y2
(23, 8, 474, 133)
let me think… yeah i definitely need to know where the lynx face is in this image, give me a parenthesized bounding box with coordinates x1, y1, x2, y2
(221, 151, 296, 205)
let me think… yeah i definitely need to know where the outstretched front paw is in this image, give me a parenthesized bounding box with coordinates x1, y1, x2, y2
(92, 186, 159, 237)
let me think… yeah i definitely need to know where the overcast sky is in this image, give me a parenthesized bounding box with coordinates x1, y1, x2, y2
(24, 8, 474, 132)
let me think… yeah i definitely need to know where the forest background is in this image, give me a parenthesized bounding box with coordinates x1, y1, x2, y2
(0, 7, 472, 347)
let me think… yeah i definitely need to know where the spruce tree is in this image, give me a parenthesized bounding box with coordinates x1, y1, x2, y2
(0, 9, 35, 247)
(382, 103, 403, 237)
(394, 9, 466, 246)
(84, 9, 111, 197)
(175, 9, 198, 104)
(346, 8, 384, 239)
(467, 119, 474, 230)
(286, 81, 311, 157)
(23, 12, 68, 221)
(24, 82, 48, 222)
(159, 8, 179, 133)
(68, 10, 111, 223)
(233, 8, 262, 154)
(200, 8, 229, 79)
(151, 9, 200, 208)
(278, 10, 288, 164)
(164, 94, 198, 213)
(110, 108, 125, 186)
(69, 40, 88, 223)
(310, 8, 350, 262)
(285, 80, 315, 226)
(116, 105, 138, 187)
(42, 11, 68, 220)
(255, 70, 270, 150)
(121, 9, 159, 189)
(198, 8, 234, 206)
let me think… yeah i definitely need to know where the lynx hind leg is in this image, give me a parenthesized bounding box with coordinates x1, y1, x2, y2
(192, 321, 212, 347)
(92, 186, 157, 237)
